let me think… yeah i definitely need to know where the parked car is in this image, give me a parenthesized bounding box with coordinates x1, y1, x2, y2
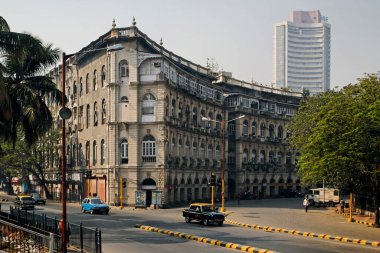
(182, 203, 225, 226)
(81, 197, 110, 214)
(30, 193, 46, 205)
(14, 195, 35, 210)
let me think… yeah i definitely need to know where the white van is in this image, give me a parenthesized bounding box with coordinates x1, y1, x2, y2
(307, 188, 340, 207)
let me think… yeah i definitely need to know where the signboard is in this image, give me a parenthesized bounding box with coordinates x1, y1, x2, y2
(151, 191, 162, 205)
(135, 190, 146, 207)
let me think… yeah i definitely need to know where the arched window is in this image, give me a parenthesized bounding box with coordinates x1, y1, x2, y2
(171, 137, 176, 157)
(94, 102, 98, 126)
(277, 151, 283, 164)
(251, 150, 257, 163)
(119, 60, 129, 78)
(260, 150, 265, 164)
(79, 77, 83, 97)
(242, 120, 248, 136)
(200, 110, 206, 128)
(260, 123, 266, 137)
(85, 73, 89, 94)
(85, 141, 90, 166)
(185, 105, 191, 125)
(208, 144, 213, 160)
(142, 93, 156, 122)
(200, 141, 205, 160)
(207, 112, 213, 129)
(269, 124, 275, 139)
(185, 140, 190, 159)
(66, 145, 71, 166)
(269, 151, 274, 163)
(165, 96, 169, 116)
(286, 152, 292, 165)
(171, 99, 176, 118)
(142, 135, 156, 163)
(78, 143, 83, 166)
(243, 149, 248, 163)
(178, 102, 183, 120)
(93, 69, 97, 91)
(178, 139, 183, 158)
(101, 99, 106, 124)
(252, 121, 257, 136)
(121, 139, 128, 164)
(216, 144, 221, 161)
(93, 141, 97, 165)
(278, 126, 283, 139)
(73, 81, 77, 100)
(192, 108, 198, 127)
(101, 65, 106, 87)
(216, 114, 222, 131)
(192, 142, 197, 158)
(86, 104, 90, 128)
(100, 140, 105, 165)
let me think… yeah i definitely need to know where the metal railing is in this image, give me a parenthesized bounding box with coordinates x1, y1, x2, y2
(0, 217, 59, 252)
(0, 206, 102, 253)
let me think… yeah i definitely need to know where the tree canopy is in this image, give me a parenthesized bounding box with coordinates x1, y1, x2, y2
(289, 74, 380, 225)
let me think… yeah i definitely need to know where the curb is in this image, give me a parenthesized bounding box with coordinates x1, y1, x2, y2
(225, 219, 380, 247)
(340, 213, 375, 227)
(134, 224, 280, 253)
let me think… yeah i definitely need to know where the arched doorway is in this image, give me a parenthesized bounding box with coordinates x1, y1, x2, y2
(141, 178, 157, 207)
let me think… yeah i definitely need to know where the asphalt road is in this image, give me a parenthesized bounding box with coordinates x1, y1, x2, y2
(1, 196, 379, 253)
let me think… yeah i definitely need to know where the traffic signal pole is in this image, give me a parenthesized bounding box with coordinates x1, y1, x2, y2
(119, 176, 123, 209)
(211, 186, 215, 209)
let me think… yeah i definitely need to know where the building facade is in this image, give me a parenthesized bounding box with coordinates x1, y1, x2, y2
(48, 20, 302, 207)
(274, 10, 331, 94)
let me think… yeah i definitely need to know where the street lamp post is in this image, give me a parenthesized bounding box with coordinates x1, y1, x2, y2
(202, 114, 245, 212)
(59, 44, 123, 253)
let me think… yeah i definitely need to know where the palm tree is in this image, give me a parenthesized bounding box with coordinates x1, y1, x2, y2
(0, 16, 63, 147)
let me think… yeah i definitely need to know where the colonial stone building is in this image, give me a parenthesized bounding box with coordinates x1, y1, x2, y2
(48, 19, 302, 207)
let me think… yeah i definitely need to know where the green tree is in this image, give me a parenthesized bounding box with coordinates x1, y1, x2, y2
(289, 74, 380, 226)
(0, 16, 63, 147)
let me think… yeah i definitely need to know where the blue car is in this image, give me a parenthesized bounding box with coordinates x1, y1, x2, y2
(81, 197, 110, 215)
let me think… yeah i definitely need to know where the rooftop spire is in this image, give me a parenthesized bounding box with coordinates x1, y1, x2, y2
(160, 37, 163, 46)
(132, 16, 136, 26)
(112, 18, 116, 29)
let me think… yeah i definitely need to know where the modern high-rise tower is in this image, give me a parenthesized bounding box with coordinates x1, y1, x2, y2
(274, 10, 331, 94)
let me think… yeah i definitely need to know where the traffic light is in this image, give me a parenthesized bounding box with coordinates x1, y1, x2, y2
(210, 173, 216, 186)
(85, 170, 92, 178)
(122, 180, 127, 188)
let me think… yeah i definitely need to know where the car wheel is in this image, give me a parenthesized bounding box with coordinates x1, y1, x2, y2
(90, 209, 95, 215)
(218, 221, 223, 226)
(105, 210, 109, 215)
(82, 208, 85, 213)
(185, 216, 191, 223)
(203, 219, 209, 226)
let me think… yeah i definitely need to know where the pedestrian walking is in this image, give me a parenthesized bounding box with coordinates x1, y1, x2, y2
(303, 197, 310, 212)
(340, 199, 345, 214)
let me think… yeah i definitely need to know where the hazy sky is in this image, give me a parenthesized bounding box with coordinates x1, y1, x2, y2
(2, 0, 380, 88)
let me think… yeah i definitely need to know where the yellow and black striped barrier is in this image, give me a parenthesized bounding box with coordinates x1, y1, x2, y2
(134, 224, 279, 253)
(340, 213, 375, 227)
(226, 219, 380, 247)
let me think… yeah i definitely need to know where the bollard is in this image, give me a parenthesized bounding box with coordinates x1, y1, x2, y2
(49, 232, 54, 253)
(80, 223, 83, 253)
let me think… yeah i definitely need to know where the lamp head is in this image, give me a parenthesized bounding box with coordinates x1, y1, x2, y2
(59, 107, 72, 120)
(107, 44, 124, 52)
(201, 117, 209, 121)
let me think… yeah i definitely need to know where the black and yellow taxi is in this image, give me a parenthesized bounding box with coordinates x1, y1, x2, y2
(14, 195, 35, 210)
(182, 203, 225, 226)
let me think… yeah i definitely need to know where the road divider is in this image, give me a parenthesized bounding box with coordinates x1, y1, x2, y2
(341, 213, 375, 227)
(225, 219, 380, 247)
(134, 224, 280, 253)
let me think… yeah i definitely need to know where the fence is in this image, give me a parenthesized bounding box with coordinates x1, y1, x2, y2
(0, 205, 101, 253)
(0, 217, 59, 252)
